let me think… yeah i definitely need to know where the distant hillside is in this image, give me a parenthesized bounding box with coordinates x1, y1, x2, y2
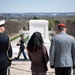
(0, 12, 75, 37)
(0, 12, 75, 20)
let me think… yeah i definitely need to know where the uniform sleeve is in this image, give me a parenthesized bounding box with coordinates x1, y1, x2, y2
(7, 37, 13, 61)
(16, 40, 21, 46)
(49, 37, 56, 67)
(8, 43, 12, 60)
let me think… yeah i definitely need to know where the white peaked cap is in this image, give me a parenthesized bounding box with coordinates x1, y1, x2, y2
(0, 20, 5, 26)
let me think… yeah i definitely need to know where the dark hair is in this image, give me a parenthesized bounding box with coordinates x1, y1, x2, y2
(27, 32, 44, 53)
(0, 24, 5, 27)
(20, 34, 24, 37)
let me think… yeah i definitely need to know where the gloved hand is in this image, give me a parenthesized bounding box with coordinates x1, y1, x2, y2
(16, 42, 20, 46)
(50, 65, 54, 68)
(16, 43, 20, 46)
(8, 59, 12, 66)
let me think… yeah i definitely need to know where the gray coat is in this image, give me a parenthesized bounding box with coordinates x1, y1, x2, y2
(50, 32, 75, 67)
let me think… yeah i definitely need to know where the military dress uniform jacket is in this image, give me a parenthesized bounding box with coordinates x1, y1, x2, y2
(0, 33, 12, 69)
(28, 45, 49, 72)
(50, 32, 75, 67)
(17, 38, 25, 50)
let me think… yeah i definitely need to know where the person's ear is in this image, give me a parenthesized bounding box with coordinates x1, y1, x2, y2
(1, 27, 5, 32)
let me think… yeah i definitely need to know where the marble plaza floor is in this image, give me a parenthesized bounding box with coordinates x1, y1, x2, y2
(10, 61, 54, 75)
(9, 59, 73, 75)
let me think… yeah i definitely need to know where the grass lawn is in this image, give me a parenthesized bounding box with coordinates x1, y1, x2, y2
(10, 33, 29, 43)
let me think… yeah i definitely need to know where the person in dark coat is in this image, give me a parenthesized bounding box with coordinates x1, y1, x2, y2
(15, 34, 27, 60)
(50, 23, 75, 75)
(0, 20, 12, 75)
(27, 32, 49, 75)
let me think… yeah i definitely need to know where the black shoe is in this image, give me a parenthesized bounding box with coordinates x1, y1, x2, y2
(15, 57, 19, 59)
(24, 58, 27, 60)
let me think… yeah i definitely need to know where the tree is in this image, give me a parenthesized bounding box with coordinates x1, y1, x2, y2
(4, 20, 22, 35)
(32, 16, 39, 19)
(48, 19, 54, 30)
(19, 20, 29, 30)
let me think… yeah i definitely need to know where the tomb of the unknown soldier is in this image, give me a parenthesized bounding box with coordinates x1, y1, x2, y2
(29, 20, 50, 52)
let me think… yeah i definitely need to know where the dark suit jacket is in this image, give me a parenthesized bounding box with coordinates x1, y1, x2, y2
(28, 45, 49, 72)
(0, 33, 12, 69)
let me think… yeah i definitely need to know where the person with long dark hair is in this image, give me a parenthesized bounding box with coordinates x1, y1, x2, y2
(27, 32, 49, 75)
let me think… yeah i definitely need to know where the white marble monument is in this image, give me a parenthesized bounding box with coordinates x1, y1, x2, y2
(29, 20, 50, 51)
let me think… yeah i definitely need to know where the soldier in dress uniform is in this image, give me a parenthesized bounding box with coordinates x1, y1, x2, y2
(15, 34, 27, 60)
(0, 20, 12, 75)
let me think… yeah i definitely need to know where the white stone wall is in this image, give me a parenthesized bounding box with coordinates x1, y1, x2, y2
(29, 20, 50, 51)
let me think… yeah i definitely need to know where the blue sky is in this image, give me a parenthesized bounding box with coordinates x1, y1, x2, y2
(0, 0, 75, 13)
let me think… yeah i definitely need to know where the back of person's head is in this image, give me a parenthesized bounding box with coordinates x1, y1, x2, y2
(20, 34, 24, 38)
(27, 32, 44, 53)
(58, 23, 67, 32)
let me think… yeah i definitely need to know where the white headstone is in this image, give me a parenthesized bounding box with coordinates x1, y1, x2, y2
(29, 20, 50, 51)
